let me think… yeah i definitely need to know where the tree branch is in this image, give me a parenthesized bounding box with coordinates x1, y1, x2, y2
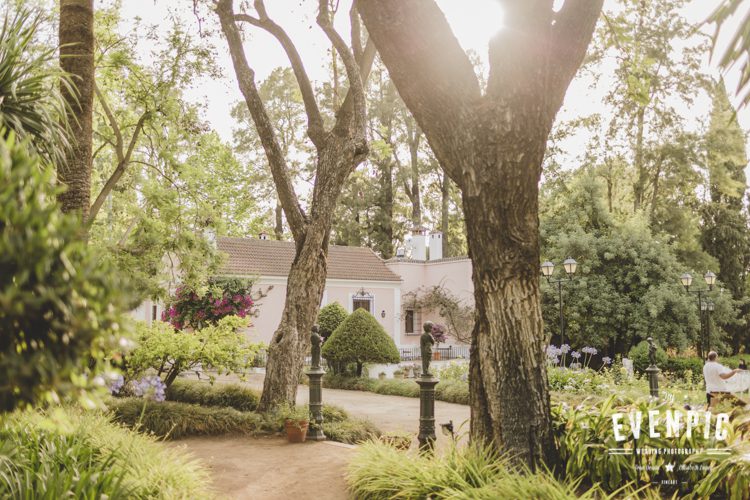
(357, 0, 480, 184)
(89, 111, 150, 222)
(350, 0, 364, 64)
(548, 0, 604, 109)
(216, 0, 307, 241)
(317, 0, 367, 142)
(94, 83, 124, 162)
(234, 0, 325, 147)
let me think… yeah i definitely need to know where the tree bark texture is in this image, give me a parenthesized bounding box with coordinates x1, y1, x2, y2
(358, 0, 602, 467)
(216, 0, 372, 412)
(58, 0, 95, 220)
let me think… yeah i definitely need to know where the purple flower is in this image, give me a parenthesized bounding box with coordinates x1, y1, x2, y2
(560, 344, 571, 354)
(571, 351, 581, 359)
(107, 374, 125, 395)
(133, 375, 166, 402)
(602, 356, 612, 365)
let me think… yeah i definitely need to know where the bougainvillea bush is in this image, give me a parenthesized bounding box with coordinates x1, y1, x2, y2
(162, 278, 258, 330)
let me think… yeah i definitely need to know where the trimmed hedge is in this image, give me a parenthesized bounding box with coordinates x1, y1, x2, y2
(108, 398, 272, 439)
(322, 309, 400, 376)
(108, 395, 381, 444)
(322, 374, 469, 405)
(166, 379, 259, 412)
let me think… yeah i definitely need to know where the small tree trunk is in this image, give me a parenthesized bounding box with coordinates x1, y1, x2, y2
(164, 361, 181, 388)
(356, 361, 363, 377)
(440, 172, 450, 256)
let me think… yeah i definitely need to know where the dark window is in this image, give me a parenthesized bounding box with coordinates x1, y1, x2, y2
(152, 304, 158, 321)
(353, 298, 372, 313)
(405, 309, 415, 334)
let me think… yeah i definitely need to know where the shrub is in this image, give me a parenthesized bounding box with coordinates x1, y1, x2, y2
(0, 407, 211, 498)
(107, 398, 273, 439)
(347, 441, 607, 500)
(662, 356, 704, 380)
(547, 366, 607, 394)
(166, 379, 259, 412)
(553, 395, 749, 497)
(0, 134, 125, 412)
(126, 315, 262, 387)
(628, 340, 668, 373)
(321, 374, 470, 405)
(322, 309, 400, 376)
(318, 302, 349, 338)
(162, 278, 258, 330)
(322, 418, 381, 444)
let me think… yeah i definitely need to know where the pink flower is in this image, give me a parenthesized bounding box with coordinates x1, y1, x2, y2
(238, 310, 247, 318)
(168, 307, 177, 318)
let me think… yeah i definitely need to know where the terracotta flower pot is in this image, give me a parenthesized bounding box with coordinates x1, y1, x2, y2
(284, 419, 309, 443)
(433, 352, 442, 360)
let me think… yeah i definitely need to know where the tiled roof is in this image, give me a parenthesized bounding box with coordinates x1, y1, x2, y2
(217, 237, 402, 282)
(385, 256, 470, 264)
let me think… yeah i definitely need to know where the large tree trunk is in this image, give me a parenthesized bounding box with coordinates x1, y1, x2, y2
(58, 0, 94, 219)
(462, 151, 554, 465)
(259, 222, 329, 410)
(358, 0, 602, 468)
(632, 106, 646, 212)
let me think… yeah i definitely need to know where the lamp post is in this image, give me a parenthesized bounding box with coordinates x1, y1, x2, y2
(541, 258, 578, 348)
(680, 271, 716, 358)
(701, 299, 715, 354)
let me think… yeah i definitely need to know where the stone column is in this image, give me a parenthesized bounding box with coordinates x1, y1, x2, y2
(306, 325, 326, 441)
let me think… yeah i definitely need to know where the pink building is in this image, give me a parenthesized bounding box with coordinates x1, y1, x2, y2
(132, 231, 474, 350)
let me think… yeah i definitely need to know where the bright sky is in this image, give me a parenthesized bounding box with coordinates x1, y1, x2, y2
(116, 0, 750, 158)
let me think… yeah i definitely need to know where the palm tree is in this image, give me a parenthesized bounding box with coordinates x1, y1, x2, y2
(710, 1, 750, 106)
(0, 8, 73, 165)
(58, 0, 94, 218)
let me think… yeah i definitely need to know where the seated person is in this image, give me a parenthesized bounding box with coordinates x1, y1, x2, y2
(703, 351, 742, 407)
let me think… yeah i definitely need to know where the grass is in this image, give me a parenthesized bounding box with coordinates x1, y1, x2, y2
(346, 440, 643, 500)
(322, 374, 469, 405)
(0, 406, 212, 499)
(166, 378, 259, 412)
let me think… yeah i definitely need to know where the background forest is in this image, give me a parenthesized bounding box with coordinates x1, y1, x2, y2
(6, 0, 750, 359)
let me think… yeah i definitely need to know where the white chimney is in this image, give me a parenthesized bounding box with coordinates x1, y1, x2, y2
(411, 226, 428, 261)
(429, 231, 443, 260)
(259, 231, 270, 240)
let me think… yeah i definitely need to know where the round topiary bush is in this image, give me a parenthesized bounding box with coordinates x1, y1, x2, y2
(318, 302, 349, 338)
(322, 308, 400, 376)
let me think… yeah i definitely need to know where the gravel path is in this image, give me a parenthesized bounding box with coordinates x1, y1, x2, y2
(172, 373, 470, 499)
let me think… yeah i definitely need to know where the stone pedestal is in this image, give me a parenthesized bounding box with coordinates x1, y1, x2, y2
(306, 367, 326, 441)
(646, 365, 660, 398)
(417, 376, 438, 452)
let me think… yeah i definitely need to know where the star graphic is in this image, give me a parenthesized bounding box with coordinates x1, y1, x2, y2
(664, 463, 675, 472)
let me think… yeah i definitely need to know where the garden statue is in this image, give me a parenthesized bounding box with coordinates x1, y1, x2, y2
(646, 337, 660, 398)
(647, 337, 657, 367)
(311, 324, 322, 370)
(421, 321, 435, 376)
